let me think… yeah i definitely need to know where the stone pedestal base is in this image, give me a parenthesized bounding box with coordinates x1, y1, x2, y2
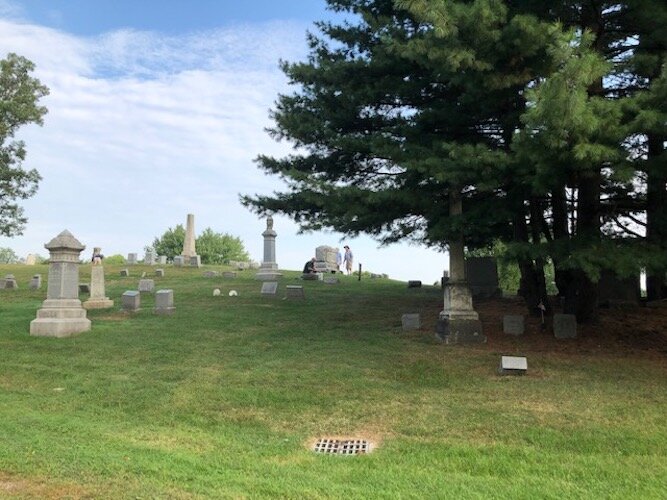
(30, 299, 91, 337)
(83, 298, 114, 310)
(436, 317, 486, 344)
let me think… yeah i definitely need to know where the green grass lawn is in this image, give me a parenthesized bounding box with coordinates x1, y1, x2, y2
(1, 264, 666, 499)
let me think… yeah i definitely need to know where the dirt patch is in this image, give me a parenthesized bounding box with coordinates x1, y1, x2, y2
(0, 473, 91, 499)
(459, 296, 667, 360)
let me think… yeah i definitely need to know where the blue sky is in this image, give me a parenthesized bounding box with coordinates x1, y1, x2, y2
(0, 0, 449, 283)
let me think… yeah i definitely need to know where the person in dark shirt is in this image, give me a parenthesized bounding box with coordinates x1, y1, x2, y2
(303, 257, 316, 273)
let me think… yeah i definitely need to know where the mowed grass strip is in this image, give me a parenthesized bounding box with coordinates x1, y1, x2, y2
(0, 264, 666, 498)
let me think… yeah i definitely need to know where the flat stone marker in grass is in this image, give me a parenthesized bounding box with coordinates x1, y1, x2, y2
(407, 280, 422, 288)
(498, 356, 527, 376)
(29, 274, 42, 290)
(503, 315, 525, 335)
(203, 271, 218, 278)
(285, 285, 305, 300)
(155, 269, 164, 277)
(138, 279, 155, 293)
(222, 272, 237, 279)
(154, 289, 175, 315)
(301, 273, 318, 281)
(122, 291, 140, 312)
(120, 268, 129, 277)
(261, 281, 278, 296)
(323, 277, 339, 284)
(553, 313, 577, 339)
(401, 313, 421, 331)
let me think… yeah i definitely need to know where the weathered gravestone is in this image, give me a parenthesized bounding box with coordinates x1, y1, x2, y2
(30, 230, 91, 337)
(181, 213, 199, 264)
(3, 274, 18, 289)
(155, 269, 165, 277)
(323, 276, 339, 285)
(503, 315, 525, 336)
(190, 256, 201, 268)
(222, 272, 237, 279)
(121, 291, 140, 312)
(156, 255, 167, 265)
(173, 256, 185, 266)
(255, 216, 282, 281)
(401, 313, 421, 331)
(407, 280, 422, 288)
(120, 268, 129, 277)
(83, 265, 114, 310)
(154, 289, 175, 315)
(127, 253, 138, 265)
(465, 257, 501, 298)
(314, 245, 338, 273)
(285, 285, 305, 300)
(138, 279, 155, 293)
(498, 356, 528, 376)
(25, 254, 37, 265)
(302, 273, 319, 281)
(203, 271, 218, 278)
(29, 274, 42, 290)
(553, 313, 577, 339)
(79, 283, 90, 294)
(261, 281, 278, 297)
(144, 249, 156, 266)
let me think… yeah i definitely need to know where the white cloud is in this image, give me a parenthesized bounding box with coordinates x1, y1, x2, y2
(0, 16, 448, 283)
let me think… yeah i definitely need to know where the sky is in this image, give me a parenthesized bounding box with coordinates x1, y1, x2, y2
(0, 0, 449, 283)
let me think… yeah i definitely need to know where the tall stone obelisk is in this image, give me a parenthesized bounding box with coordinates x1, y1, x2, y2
(255, 216, 282, 281)
(437, 191, 485, 344)
(181, 213, 200, 267)
(30, 230, 92, 337)
(83, 248, 114, 310)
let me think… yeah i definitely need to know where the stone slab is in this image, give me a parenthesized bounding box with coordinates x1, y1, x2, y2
(127, 253, 138, 264)
(407, 280, 422, 288)
(323, 277, 339, 285)
(173, 256, 185, 266)
(120, 269, 129, 277)
(190, 256, 201, 268)
(83, 298, 114, 310)
(553, 313, 577, 339)
(499, 356, 528, 375)
(155, 269, 164, 277)
(436, 318, 486, 344)
(138, 279, 155, 293)
(261, 281, 278, 296)
(222, 272, 237, 278)
(122, 291, 141, 312)
(203, 271, 218, 278)
(154, 289, 175, 315)
(503, 315, 525, 336)
(3, 278, 18, 289)
(29, 275, 42, 290)
(302, 273, 319, 281)
(401, 313, 421, 331)
(285, 285, 305, 300)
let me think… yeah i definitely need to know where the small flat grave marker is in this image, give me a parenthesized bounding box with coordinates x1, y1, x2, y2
(503, 315, 525, 335)
(323, 277, 339, 285)
(499, 356, 528, 376)
(222, 272, 237, 278)
(261, 281, 278, 296)
(407, 280, 422, 288)
(203, 271, 218, 278)
(285, 285, 305, 300)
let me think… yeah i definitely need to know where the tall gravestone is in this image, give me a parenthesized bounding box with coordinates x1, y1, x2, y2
(144, 249, 156, 266)
(84, 262, 114, 310)
(255, 216, 282, 281)
(314, 246, 338, 273)
(25, 254, 36, 265)
(181, 213, 199, 265)
(30, 230, 91, 337)
(437, 191, 485, 344)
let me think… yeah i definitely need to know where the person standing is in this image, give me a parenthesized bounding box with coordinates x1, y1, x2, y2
(343, 245, 353, 275)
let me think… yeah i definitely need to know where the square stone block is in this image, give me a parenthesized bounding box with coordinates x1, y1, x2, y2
(261, 281, 278, 296)
(503, 315, 525, 335)
(155, 269, 165, 277)
(173, 256, 184, 266)
(553, 313, 577, 339)
(499, 356, 528, 375)
(302, 273, 318, 281)
(3, 278, 18, 289)
(120, 269, 129, 277)
(401, 313, 421, 331)
(436, 318, 486, 344)
(138, 279, 155, 293)
(154, 289, 175, 315)
(190, 256, 201, 268)
(29, 275, 42, 290)
(122, 291, 140, 312)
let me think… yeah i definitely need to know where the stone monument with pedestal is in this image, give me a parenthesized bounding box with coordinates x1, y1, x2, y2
(83, 255, 114, 310)
(436, 192, 485, 344)
(30, 230, 92, 337)
(255, 216, 283, 281)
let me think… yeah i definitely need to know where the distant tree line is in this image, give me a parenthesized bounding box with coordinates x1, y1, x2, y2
(242, 0, 666, 322)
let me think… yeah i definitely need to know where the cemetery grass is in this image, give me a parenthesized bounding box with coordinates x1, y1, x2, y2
(0, 265, 666, 499)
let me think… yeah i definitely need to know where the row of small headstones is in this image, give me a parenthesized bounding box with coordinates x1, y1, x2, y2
(120, 288, 174, 314)
(400, 313, 578, 339)
(0, 274, 42, 289)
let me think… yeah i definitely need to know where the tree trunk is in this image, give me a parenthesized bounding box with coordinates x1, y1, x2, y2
(645, 132, 667, 300)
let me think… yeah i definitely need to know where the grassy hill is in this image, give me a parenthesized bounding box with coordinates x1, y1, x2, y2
(1, 264, 666, 498)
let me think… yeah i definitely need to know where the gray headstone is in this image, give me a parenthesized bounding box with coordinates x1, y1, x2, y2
(285, 285, 305, 300)
(553, 313, 577, 339)
(154, 289, 175, 315)
(222, 272, 237, 279)
(79, 283, 90, 294)
(323, 277, 339, 285)
(261, 281, 278, 296)
(121, 291, 140, 312)
(203, 271, 218, 278)
(155, 269, 164, 277)
(190, 255, 201, 268)
(3, 277, 18, 289)
(127, 253, 138, 265)
(401, 313, 421, 331)
(499, 356, 528, 375)
(503, 315, 525, 335)
(138, 279, 155, 293)
(302, 273, 319, 281)
(120, 268, 129, 277)
(156, 255, 167, 265)
(465, 257, 501, 298)
(407, 280, 422, 288)
(173, 256, 184, 267)
(29, 274, 42, 290)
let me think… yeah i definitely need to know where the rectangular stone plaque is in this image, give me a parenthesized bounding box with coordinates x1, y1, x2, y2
(503, 315, 525, 335)
(323, 277, 339, 285)
(553, 313, 577, 339)
(499, 356, 527, 375)
(222, 272, 237, 278)
(203, 271, 218, 278)
(154, 289, 175, 315)
(285, 285, 305, 300)
(138, 279, 155, 293)
(401, 313, 421, 331)
(121, 290, 140, 311)
(261, 281, 278, 296)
